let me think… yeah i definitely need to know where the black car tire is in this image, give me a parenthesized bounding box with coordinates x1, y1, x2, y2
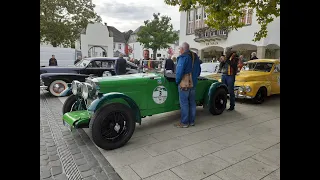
(49, 80, 68, 97)
(62, 95, 86, 114)
(252, 87, 267, 104)
(89, 103, 136, 150)
(209, 88, 227, 115)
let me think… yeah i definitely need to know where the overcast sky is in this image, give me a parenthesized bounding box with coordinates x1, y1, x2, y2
(93, 0, 180, 32)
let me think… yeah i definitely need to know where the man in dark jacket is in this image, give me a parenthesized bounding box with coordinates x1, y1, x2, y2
(114, 53, 127, 75)
(49, 55, 58, 66)
(165, 55, 175, 73)
(219, 53, 239, 111)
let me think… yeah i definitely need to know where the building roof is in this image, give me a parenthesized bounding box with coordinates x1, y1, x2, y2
(79, 24, 126, 43)
(107, 26, 126, 43)
(132, 26, 143, 34)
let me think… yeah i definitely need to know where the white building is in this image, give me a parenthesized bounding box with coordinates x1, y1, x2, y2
(128, 27, 180, 60)
(179, 7, 280, 62)
(75, 23, 126, 58)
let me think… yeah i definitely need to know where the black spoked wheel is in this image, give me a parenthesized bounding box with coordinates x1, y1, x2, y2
(252, 87, 267, 104)
(100, 111, 129, 141)
(209, 88, 227, 115)
(62, 95, 87, 114)
(89, 103, 136, 150)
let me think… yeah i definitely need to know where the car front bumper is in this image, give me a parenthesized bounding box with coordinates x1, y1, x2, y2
(63, 110, 91, 130)
(235, 93, 254, 99)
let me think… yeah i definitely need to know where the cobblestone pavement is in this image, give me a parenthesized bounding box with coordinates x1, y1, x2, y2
(40, 91, 122, 180)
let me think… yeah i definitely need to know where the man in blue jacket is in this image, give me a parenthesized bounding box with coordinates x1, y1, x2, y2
(175, 42, 201, 128)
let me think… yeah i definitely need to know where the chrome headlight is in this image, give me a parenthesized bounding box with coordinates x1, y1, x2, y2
(72, 81, 82, 95)
(245, 86, 251, 92)
(238, 86, 244, 92)
(81, 83, 95, 100)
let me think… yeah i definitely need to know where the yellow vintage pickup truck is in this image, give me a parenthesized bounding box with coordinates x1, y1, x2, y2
(234, 59, 280, 103)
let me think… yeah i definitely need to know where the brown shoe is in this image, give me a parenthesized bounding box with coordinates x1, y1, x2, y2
(174, 122, 189, 128)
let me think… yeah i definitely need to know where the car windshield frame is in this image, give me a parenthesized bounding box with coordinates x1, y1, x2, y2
(201, 63, 220, 73)
(241, 62, 274, 72)
(75, 59, 91, 67)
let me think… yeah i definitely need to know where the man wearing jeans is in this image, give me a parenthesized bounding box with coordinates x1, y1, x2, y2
(219, 53, 239, 111)
(175, 42, 201, 128)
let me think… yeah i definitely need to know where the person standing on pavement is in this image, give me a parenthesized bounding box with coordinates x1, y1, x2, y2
(165, 55, 175, 73)
(175, 42, 201, 128)
(250, 52, 258, 60)
(114, 53, 127, 75)
(74, 56, 81, 65)
(49, 55, 58, 66)
(219, 53, 239, 111)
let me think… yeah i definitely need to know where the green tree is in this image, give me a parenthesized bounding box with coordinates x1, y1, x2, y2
(137, 13, 179, 58)
(40, 0, 102, 47)
(164, 0, 280, 42)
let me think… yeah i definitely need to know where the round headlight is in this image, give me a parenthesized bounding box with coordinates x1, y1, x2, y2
(245, 86, 251, 92)
(72, 81, 81, 95)
(81, 83, 93, 100)
(238, 86, 244, 92)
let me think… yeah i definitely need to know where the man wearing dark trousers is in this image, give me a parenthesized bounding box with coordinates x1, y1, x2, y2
(115, 53, 127, 75)
(219, 53, 239, 111)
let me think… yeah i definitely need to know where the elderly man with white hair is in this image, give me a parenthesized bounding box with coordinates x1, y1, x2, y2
(175, 42, 201, 128)
(250, 52, 258, 60)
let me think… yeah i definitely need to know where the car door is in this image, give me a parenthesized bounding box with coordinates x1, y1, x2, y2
(146, 74, 171, 110)
(85, 60, 106, 77)
(271, 63, 280, 94)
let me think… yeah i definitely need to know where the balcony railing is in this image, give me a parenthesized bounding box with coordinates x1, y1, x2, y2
(194, 27, 228, 43)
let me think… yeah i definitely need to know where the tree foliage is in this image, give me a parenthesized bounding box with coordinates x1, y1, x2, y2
(137, 13, 179, 57)
(164, 0, 280, 42)
(40, 0, 102, 47)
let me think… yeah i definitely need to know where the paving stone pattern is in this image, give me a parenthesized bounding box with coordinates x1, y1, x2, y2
(40, 91, 122, 180)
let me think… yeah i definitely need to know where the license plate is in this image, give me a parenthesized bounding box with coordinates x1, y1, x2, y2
(63, 120, 73, 132)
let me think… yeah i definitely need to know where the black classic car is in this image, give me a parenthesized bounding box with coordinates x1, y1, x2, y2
(40, 57, 138, 96)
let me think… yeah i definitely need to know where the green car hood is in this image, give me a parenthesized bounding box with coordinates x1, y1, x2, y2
(94, 73, 160, 88)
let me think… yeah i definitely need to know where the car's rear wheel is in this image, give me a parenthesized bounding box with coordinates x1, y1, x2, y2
(252, 87, 267, 104)
(62, 95, 87, 114)
(49, 80, 68, 97)
(89, 103, 136, 150)
(209, 88, 227, 115)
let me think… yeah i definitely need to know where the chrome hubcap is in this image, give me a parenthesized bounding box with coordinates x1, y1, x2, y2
(52, 83, 65, 93)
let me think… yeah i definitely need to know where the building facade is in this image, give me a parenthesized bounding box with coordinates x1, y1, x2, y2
(179, 7, 280, 62)
(128, 27, 180, 60)
(75, 23, 127, 58)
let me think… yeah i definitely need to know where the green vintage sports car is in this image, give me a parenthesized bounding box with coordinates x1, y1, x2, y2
(61, 71, 228, 150)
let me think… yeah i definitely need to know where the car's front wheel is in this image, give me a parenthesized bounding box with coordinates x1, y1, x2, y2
(62, 95, 87, 114)
(89, 103, 136, 150)
(252, 87, 267, 104)
(49, 80, 68, 97)
(209, 88, 227, 115)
